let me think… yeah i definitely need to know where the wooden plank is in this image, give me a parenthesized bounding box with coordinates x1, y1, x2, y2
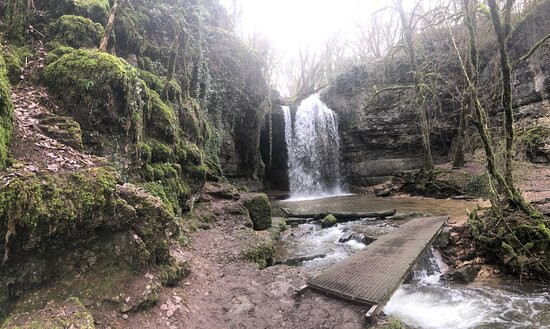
(307, 216, 447, 307)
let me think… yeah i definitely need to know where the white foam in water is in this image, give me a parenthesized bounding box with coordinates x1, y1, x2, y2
(384, 249, 550, 328)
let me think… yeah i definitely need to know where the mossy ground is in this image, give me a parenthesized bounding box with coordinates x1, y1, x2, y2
(0, 54, 14, 170)
(469, 208, 550, 280)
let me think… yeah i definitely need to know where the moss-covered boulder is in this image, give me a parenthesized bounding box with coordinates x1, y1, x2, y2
(43, 48, 143, 150)
(243, 194, 272, 231)
(35, 112, 84, 150)
(0, 53, 14, 170)
(0, 168, 178, 320)
(245, 235, 275, 269)
(321, 214, 337, 228)
(49, 15, 104, 49)
(35, 0, 110, 25)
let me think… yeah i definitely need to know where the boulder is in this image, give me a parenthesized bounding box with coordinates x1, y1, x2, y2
(243, 194, 272, 231)
(443, 265, 480, 284)
(338, 231, 375, 245)
(321, 214, 337, 228)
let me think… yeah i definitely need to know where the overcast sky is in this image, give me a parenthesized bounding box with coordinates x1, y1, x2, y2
(217, 0, 408, 55)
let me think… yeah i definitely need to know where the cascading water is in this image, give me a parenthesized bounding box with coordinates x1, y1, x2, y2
(283, 94, 344, 200)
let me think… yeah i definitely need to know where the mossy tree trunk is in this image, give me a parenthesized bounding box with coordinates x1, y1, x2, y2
(449, 0, 541, 219)
(488, 0, 515, 187)
(396, 0, 434, 170)
(453, 0, 480, 169)
(99, 0, 120, 52)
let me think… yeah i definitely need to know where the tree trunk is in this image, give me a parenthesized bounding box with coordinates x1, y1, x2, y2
(99, 0, 120, 52)
(453, 0, 479, 168)
(488, 0, 515, 187)
(450, 0, 541, 218)
(396, 0, 434, 170)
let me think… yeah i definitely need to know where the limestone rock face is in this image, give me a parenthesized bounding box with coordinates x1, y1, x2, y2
(506, 1, 550, 164)
(207, 30, 270, 181)
(322, 63, 456, 187)
(322, 0, 550, 187)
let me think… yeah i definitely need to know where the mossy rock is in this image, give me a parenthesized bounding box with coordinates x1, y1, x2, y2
(468, 209, 550, 280)
(377, 316, 405, 329)
(0, 53, 14, 170)
(43, 48, 142, 146)
(1, 297, 95, 329)
(243, 194, 272, 231)
(2, 45, 30, 84)
(35, 112, 84, 150)
(245, 237, 275, 269)
(49, 15, 104, 49)
(72, 0, 110, 23)
(42, 48, 180, 155)
(321, 214, 337, 228)
(0, 168, 178, 319)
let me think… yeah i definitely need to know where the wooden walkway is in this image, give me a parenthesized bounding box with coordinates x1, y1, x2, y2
(306, 216, 448, 318)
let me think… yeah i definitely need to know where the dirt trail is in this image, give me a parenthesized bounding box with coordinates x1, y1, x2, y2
(102, 195, 369, 329)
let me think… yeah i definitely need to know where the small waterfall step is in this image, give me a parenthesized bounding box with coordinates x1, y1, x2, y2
(304, 216, 448, 321)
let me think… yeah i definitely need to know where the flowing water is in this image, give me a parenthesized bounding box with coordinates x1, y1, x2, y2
(283, 94, 345, 200)
(273, 195, 550, 328)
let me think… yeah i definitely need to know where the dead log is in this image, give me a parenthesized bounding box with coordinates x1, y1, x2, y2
(280, 208, 396, 221)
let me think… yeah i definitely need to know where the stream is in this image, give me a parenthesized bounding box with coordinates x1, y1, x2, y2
(272, 194, 550, 329)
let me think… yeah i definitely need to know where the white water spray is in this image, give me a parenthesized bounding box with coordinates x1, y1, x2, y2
(283, 94, 345, 200)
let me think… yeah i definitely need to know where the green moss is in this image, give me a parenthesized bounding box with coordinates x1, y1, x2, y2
(278, 219, 288, 232)
(138, 69, 166, 95)
(243, 194, 272, 231)
(141, 163, 189, 216)
(245, 239, 275, 269)
(137, 141, 152, 163)
(0, 54, 14, 170)
(377, 317, 405, 329)
(2, 45, 30, 83)
(73, 0, 110, 24)
(43, 48, 144, 144)
(143, 86, 178, 143)
(45, 46, 76, 65)
(2, 0, 30, 41)
(469, 209, 550, 279)
(321, 214, 337, 228)
(160, 261, 190, 287)
(49, 15, 104, 49)
(146, 138, 173, 163)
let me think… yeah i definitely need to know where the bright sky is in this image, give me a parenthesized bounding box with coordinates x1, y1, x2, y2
(218, 0, 399, 55)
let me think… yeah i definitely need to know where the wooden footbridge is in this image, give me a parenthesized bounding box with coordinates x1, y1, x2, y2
(303, 216, 448, 320)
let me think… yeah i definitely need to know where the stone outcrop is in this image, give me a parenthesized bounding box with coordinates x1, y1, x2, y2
(322, 0, 550, 187)
(322, 62, 457, 186)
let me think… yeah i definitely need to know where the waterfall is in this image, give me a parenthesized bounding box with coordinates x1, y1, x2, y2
(283, 94, 344, 200)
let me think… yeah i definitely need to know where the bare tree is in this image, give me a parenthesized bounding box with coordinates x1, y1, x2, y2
(396, 0, 435, 170)
(447, 0, 540, 218)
